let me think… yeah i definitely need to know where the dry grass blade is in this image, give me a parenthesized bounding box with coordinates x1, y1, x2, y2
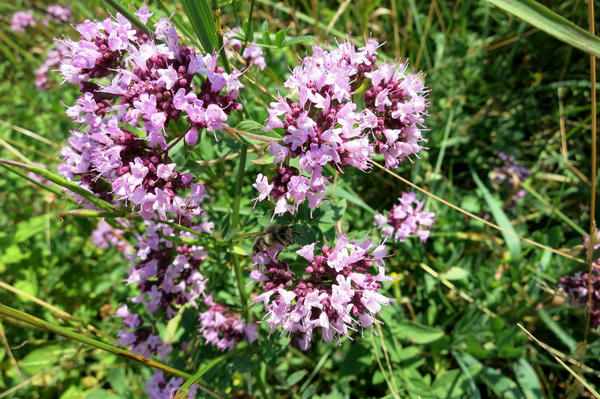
(0, 321, 22, 381)
(369, 330, 400, 399)
(582, 0, 599, 380)
(325, 0, 351, 35)
(517, 323, 600, 398)
(374, 322, 400, 395)
(372, 161, 587, 265)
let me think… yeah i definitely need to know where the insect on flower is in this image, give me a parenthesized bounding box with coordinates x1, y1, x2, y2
(234, 224, 297, 255)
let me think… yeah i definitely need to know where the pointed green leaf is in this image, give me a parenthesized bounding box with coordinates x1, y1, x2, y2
(471, 168, 521, 258)
(486, 0, 600, 58)
(182, 0, 217, 53)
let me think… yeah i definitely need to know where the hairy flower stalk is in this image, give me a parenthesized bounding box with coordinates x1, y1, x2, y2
(253, 38, 429, 216)
(251, 234, 393, 350)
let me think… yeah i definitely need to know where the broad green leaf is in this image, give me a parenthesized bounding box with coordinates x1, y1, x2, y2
(391, 320, 444, 344)
(512, 358, 543, 399)
(85, 390, 121, 399)
(286, 370, 308, 387)
(471, 169, 521, 258)
(440, 266, 469, 281)
(182, 0, 217, 53)
(486, 0, 600, 58)
(21, 344, 76, 374)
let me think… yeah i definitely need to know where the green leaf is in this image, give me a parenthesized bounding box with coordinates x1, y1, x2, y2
(391, 320, 444, 344)
(471, 169, 521, 258)
(85, 389, 121, 399)
(21, 344, 76, 374)
(274, 30, 286, 47)
(182, 0, 217, 53)
(512, 359, 543, 399)
(486, 0, 600, 58)
(538, 309, 576, 353)
(286, 370, 308, 387)
(233, 121, 282, 144)
(440, 266, 469, 281)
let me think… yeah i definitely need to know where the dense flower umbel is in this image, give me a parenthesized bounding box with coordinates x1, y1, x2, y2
(251, 234, 393, 350)
(57, 13, 242, 220)
(254, 39, 429, 216)
(10, 11, 35, 32)
(559, 270, 600, 328)
(199, 294, 258, 351)
(491, 152, 531, 208)
(374, 191, 435, 242)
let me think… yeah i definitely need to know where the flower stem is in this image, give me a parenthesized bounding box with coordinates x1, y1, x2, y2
(212, 0, 231, 74)
(231, 144, 249, 320)
(241, 0, 256, 54)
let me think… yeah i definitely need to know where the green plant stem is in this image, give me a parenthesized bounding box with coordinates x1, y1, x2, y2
(0, 303, 190, 379)
(241, 0, 256, 54)
(0, 303, 230, 397)
(231, 144, 249, 320)
(231, 144, 248, 229)
(212, 0, 231, 73)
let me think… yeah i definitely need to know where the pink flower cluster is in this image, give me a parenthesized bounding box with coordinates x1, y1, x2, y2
(35, 41, 71, 90)
(251, 234, 394, 350)
(91, 219, 132, 253)
(10, 5, 70, 32)
(559, 271, 600, 328)
(254, 39, 428, 216)
(146, 371, 197, 399)
(374, 191, 435, 242)
(57, 13, 242, 220)
(116, 304, 172, 359)
(224, 28, 266, 70)
(46, 5, 70, 23)
(199, 294, 257, 351)
(10, 11, 35, 32)
(125, 222, 210, 318)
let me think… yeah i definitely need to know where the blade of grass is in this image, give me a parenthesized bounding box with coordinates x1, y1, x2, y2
(485, 0, 600, 58)
(182, 0, 217, 53)
(0, 303, 223, 399)
(174, 351, 236, 399)
(517, 323, 600, 398)
(473, 167, 525, 258)
(0, 158, 115, 212)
